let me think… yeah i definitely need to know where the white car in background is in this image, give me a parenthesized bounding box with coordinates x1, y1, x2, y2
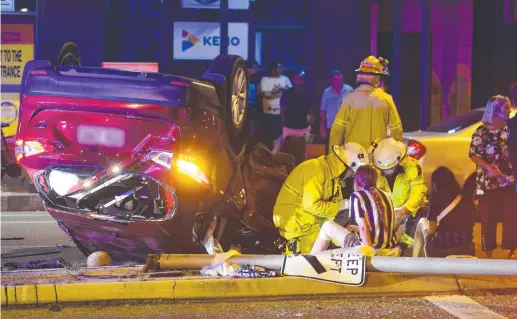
(403, 108, 516, 197)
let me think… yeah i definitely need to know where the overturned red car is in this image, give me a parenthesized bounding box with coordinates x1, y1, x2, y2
(16, 55, 293, 262)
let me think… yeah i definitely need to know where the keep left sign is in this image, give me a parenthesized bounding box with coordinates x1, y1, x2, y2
(281, 248, 367, 286)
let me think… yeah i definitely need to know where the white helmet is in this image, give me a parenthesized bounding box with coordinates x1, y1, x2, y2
(332, 143, 370, 172)
(372, 138, 407, 170)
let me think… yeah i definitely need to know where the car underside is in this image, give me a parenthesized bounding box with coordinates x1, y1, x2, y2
(16, 55, 291, 262)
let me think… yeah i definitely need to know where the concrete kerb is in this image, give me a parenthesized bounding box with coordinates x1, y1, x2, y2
(2, 273, 517, 307)
(1, 192, 45, 211)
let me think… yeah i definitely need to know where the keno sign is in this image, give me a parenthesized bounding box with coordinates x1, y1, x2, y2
(173, 22, 248, 60)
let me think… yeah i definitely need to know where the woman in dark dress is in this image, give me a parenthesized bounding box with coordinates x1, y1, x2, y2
(412, 167, 476, 257)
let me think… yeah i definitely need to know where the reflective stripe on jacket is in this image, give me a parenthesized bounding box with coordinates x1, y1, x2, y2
(329, 84, 403, 151)
(273, 152, 346, 240)
(376, 156, 428, 215)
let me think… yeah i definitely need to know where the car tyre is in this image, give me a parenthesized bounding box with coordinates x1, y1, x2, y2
(205, 55, 250, 161)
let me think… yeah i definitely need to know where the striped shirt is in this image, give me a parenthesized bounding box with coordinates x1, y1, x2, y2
(349, 186, 397, 249)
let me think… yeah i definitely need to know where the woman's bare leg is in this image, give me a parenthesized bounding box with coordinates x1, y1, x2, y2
(412, 218, 430, 257)
(310, 220, 350, 254)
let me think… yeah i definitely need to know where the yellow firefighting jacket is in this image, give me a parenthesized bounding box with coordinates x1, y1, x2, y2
(273, 151, 346, 240)
(376, 156, 427, 215)
(329, 84, 403, 151)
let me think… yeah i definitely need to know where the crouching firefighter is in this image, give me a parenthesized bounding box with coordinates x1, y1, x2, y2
(273, 143, 369, 255)
(371, 138, 428, 255)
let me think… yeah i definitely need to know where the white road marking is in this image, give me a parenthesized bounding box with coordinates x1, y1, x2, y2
(2, 245, 74, 249)
(1, 213, 49, 217)
(1, 221, 56, 224)
(425, 295, 507, 319)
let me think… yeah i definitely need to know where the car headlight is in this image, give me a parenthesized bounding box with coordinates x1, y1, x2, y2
(48, 170, 80, 196)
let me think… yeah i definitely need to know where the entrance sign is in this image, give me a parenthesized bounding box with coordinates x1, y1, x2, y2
(1, 24, 34, 85)
(281, 249, 367, 286)
(181, 0, 249, 10)
(173, 22, 248, 60)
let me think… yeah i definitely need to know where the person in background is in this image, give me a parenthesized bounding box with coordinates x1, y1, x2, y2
(412, 167, 475, 258)
(275, 71, 313, 161)
(320, 70, 353, 153)
(371, 138, 428, 255)
(273, 143, 368, 255)
(260, 62, 292, 150)
(507, 82, 517, 194)
(469, 95, 517, 259)
(281, 70, 312, 138)
(246, 61, 261, 137)
(310, 165, 398, 254)
(329, 56, 403, 150)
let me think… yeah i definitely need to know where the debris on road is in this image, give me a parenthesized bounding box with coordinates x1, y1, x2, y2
(1, 237, 25, 241)
(1, 249, 61, 259)
(56, 244, 72, 249)
(2, 258, 71, 270)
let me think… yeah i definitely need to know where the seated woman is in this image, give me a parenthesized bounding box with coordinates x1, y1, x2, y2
(412, 166, 476, 258)
(310, 165, 398, 254)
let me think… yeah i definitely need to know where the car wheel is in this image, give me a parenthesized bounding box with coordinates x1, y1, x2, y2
(206, 55, 250, 161)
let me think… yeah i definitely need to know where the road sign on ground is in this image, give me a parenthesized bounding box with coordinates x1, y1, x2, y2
(281, 249, 367, 286)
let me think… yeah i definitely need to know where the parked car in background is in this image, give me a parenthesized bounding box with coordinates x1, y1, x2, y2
(403, 107, 517, 198)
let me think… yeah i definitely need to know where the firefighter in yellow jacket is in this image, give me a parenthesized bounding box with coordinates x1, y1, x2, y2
(273, 143, 370, 254)
(329, 56, 403, 151)
(371, 138, 428, 253)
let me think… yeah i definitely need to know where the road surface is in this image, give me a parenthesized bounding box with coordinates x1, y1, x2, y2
(2, 293, 517, 318)
(1, 211, 86, 268)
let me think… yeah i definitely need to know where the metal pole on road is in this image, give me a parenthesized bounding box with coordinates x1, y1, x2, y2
(367, 257, 517, 276)
(220, 0, 229, 55)
(146, 254, 517, 277)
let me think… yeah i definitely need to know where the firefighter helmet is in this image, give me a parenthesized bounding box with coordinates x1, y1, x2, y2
(372, 138, 407, 170)
(333, 143, 370, 172)
(355, 56, 390, 76)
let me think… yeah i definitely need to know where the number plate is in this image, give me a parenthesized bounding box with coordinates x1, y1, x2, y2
(77, 125, 125, 148)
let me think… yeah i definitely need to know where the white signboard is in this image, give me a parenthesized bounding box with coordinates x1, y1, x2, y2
(181, 0, 249, 10)
(281, 249, 367, 286)
(1, 0, 15, 11)
(174, 22, 248, 60)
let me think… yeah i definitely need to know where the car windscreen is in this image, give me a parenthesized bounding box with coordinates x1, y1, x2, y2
(425, 109, 484, 133)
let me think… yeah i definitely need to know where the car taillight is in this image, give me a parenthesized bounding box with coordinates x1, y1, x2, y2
(406, 139, 426, 160)
(15, 139, 54, 162)
(169, 81, 190, 87)
(30, 70, 48, 76)
(37, 173, 49, 193)
(175, 154, 209, 184)
(15, 140, 24, 161)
